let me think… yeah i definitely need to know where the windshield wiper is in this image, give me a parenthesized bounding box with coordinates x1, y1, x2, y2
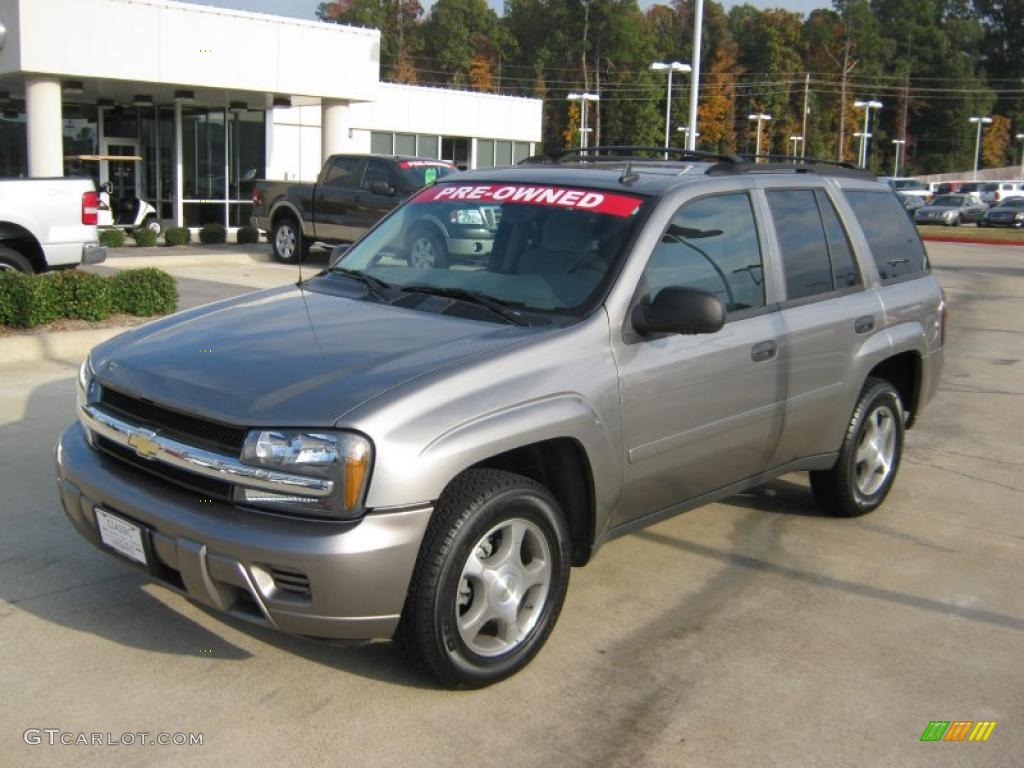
(400, 284, 530, 326)
(331, 268, 392, 301)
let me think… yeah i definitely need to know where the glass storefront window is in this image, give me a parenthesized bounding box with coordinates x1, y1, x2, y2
(0, 107, 28, 178)
(182, 107, 226, 200)
(395, 133, 416, 156)
(514, 142, 531, 164)
(229, 109, 266, 200)
(417, 135, 438, 158)
(370, 132, 393, 154)
(476, 139, 494, 168)
(495, 140, 513, 166)
(441, 136, 470, 170)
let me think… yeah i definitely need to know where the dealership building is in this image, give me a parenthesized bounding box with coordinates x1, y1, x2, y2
(0, 0, 542, 228)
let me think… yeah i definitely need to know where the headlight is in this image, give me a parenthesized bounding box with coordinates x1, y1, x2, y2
(76, 357, 100, 443)
(449, 209, 485, 226)
(944, 211, 957, 220)
(1015, 213, 1024, 221)
(236, 429, 371, 518)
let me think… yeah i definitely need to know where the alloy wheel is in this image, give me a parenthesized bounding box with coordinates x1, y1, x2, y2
(854, 405, 897, 496)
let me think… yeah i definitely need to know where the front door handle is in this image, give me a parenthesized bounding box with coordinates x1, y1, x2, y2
(854, 315, 875, 334)
(751, 340, 778, 363)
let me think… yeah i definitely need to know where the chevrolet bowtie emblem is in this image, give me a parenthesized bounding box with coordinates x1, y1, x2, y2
(127, 429, 160, 460)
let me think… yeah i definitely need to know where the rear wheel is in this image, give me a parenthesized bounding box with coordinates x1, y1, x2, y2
(272, 218, 308, 264)
(810, 378, 904, 517)
(396, 469, 571, 688)
(0, 245, 33, 274)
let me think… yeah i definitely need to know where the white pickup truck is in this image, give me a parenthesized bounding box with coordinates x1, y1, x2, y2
(0, 177, 107, 273)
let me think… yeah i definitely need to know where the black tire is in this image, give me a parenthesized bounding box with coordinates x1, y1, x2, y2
(810, 377, 905, 517)
(143, 216, 162, 236)
(396, 469, 571, 688)
(406, 227, 449, 269)
(271, 217, 309, 264)
(0, 245, 34, 274)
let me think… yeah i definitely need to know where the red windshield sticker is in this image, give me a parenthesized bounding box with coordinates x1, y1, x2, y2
(412, 184, 643, 217)
(399, 160, 454, 169)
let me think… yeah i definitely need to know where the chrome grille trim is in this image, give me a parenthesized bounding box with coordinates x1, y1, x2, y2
(80, 404, 334, 498)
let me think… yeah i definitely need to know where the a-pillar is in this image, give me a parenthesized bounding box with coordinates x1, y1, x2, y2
(26, 77, 64, 178)
(321, 99, 350, 162)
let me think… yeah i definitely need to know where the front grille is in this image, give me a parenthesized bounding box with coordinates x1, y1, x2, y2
(96, 435, 232, 501)
(100, 387, 246, 454)
(269, 566, 311, 597)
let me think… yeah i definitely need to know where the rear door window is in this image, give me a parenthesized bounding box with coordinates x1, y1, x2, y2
(766, 189, 834, 301)
(843, 190, 929, 282)
(815, 191, 861, 289)
(321, 157, 365, 189)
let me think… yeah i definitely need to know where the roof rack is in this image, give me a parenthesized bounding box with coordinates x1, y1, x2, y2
(707, 154, 873, 179)
(519, 145, 744, 165)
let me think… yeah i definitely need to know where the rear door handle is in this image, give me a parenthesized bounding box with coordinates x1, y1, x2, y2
(751, 340, 778, 363)
(854, 315, 875, 334)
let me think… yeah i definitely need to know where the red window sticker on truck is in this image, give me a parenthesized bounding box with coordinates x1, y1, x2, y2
(412, 184, 643, 218)
(399, 160, 454, 169)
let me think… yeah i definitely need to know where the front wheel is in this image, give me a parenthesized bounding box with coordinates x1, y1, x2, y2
(810, 378, 904, 517)
(396, 469, 571, 688)
(143, 216, 162, 236)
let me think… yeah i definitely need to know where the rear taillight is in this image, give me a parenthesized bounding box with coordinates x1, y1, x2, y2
(252, 188, 261, 206)
(82, 191, 99, 226)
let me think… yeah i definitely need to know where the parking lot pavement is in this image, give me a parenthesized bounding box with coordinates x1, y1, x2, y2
(3, 241, 1022, 767)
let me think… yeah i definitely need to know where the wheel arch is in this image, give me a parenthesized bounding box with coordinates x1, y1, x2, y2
(270, 203, 304, 232)
(0, 222, 46, 273)
(867, 351, 922, 428)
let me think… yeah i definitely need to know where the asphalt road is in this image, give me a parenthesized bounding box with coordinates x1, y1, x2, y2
(3, 242, 1022, 767)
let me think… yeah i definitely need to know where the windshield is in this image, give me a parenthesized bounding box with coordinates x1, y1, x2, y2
(996, 197, 1024, 208)
(892, 179, 925, 191)
(958, 182, 982, 192)
(332, 181, 647, 319)
(982, 183, 999, 192)
(396, 160, 456, 189)
(931, 195, 965, 207)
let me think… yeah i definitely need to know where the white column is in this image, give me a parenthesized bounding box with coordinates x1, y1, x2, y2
(174, 102, 184, 227)
(26, 77, 64, 178)
(470, 138, 478, 170)
(321, 98, 349, 162)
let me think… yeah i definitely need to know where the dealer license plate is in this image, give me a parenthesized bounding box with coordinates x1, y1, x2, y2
(95, 508, 147, 565)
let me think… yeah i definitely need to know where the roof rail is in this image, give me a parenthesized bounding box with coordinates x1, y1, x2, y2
(519, 145, 744, 165)
(708, 154, 873, 179)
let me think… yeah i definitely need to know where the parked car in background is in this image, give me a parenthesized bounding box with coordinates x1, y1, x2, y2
(980, 196, 1024, 228)
(979, 181, 1024, 205)
(898, 193, 926, 217)
(914, 193, 988, 226)
(929, 181, 961, 196)
(58, 149, 945, 687)
(0, 177, 106, 273)
(881, 177, 931, 200)
(956, 181, 985, 197)
(251, 155, 457, 264)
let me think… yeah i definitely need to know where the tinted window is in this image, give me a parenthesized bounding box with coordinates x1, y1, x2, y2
(767, 189, 833, 300)
(816, 190, 861, 289)
(645, 193, 765, 314)
(844, 190, 928, 281)
(362, 159, 394, 192)
(322, 157, 364, 188)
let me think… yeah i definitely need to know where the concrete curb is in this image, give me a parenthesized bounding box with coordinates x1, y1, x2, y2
(104, 250, 274, 269)
(0, 327, 129, 365)
(922, 235, 1024, 247)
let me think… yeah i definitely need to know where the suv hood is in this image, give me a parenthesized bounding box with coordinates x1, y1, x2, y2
(91, 285, 533, 427)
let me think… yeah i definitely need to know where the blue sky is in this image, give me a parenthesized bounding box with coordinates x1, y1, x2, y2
(196, 0, 830, 20)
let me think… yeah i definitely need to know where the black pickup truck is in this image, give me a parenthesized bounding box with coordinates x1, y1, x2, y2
(252, 154, 465, 265)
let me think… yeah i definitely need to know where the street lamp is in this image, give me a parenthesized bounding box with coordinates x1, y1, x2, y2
(567, 92, 600, 150)
(968, 116, 992, 180)
(892, 138, 906, 177)
(651, 61, 691, 158)
(788, 135, 804, 160)
(1014, 132, 1023, 180)
(853, 99, 882, 168)
(748, 113, 771, 161)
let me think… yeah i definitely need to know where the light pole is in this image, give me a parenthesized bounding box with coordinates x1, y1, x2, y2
(968, 116, 992, 180)
(567, 92, 600, 150)
(1017, 133, 1024, 179)
(686, 0, 705, 151)
(853, 99, 882, 168)
(748, 113, 771, 161)
(788, 135, 804, 159)
(892, 138, 906, 177)
(677, 126, 700, 149)
(651, 61, 691, 158)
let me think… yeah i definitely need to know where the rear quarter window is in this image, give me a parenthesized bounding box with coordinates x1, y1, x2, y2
(843, 190, 929, 282)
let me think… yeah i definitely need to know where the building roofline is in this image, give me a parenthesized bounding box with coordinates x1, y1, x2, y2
(378, 81, 542, 105)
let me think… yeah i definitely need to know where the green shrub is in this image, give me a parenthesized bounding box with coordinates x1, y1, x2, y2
(109, 268, 178, 316)
(99, 229, 126, 248)
(164, 227, 191, 246)
(0, 271, 61, 327)
(199, 223, 227, 245)
(131, 228, 159, 248)
(236, 225, 260, 244)
(49, 270, 113, 321)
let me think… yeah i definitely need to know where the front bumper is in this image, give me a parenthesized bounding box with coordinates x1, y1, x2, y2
(55, 422, 432, 641)
(81, 242, 107, 265)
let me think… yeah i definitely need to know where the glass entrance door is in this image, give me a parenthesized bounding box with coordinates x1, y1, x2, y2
(100, 140, 141, 225)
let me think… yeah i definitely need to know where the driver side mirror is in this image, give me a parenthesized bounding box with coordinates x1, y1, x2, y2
(632, 286, 726, 336)
(329, 243, 350, 267)
(370, 179, 394, 196)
